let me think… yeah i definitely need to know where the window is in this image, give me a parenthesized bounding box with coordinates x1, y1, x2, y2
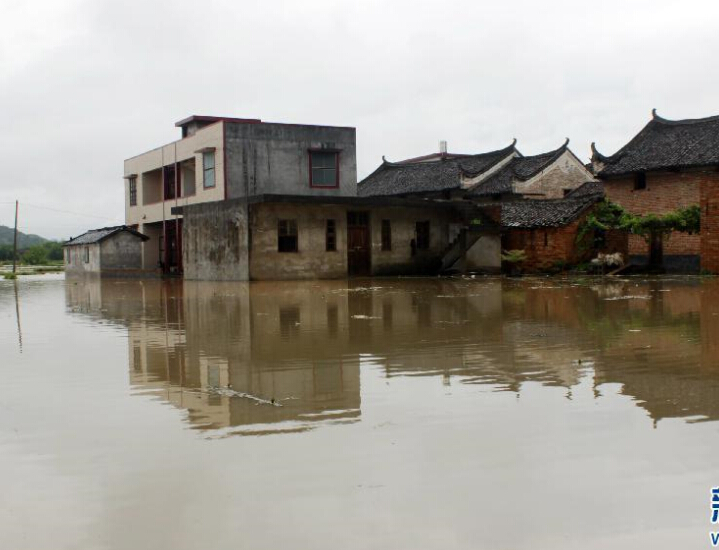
(326, 219, 336, 251)
(310, 151, 339, 188)
(128, 176, 137, 206)
(278, 219, 298, 252)
(203, 151, 216, 188)
(381, 220, 392, 251)
(84, 247, 89, 263)
(416, 221, 430, 250)
(634, 172, 646, 190)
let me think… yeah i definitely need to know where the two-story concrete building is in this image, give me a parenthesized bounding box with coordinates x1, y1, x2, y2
(124, 115, 357, 275)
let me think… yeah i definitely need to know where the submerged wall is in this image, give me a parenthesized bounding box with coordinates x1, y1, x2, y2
(183, 201, 250, 281)
(100, 232, 144, 270)
(181, 199, 470, 281)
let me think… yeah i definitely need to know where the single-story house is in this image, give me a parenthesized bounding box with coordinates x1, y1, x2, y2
(63, 226, 149, 277)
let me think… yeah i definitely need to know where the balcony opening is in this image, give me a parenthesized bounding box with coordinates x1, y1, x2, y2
(142, 168, 162, 205)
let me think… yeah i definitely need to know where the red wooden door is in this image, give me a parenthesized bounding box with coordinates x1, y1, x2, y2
(347, 212, 370, 276)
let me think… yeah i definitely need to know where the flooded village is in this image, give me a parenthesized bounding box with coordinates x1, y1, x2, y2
(3, 104, 719, 549)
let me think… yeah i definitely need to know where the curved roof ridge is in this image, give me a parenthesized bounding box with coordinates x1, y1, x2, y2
(509, 139, 569, 180)
(652, 109, 719, 126)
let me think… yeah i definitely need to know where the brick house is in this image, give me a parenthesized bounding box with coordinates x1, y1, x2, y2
(499, 182, 627, 273)
(591, 110, 719, 272)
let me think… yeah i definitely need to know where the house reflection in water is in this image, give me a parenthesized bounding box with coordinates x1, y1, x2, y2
(65, 276, 719, 434)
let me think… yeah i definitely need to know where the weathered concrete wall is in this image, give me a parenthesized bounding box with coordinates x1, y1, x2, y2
(369, 206, 452, 275)
(603, 170, 701, 256)
(65, 243, 101, 274)
(100, 232, 144, 269)
(225, 122, 357, 199)
(183, 201, 250, 281)
(182, 199, 457, 280)
(249, 203, 347, 280)
(466, 235, 501, 271)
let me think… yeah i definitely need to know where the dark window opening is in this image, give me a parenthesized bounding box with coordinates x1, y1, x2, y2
(278, 219, 298, 252)
(84, 247, 89, 263)
(310, 151, 339, 188)
(416, 221, 430, 250)
(634, 172, 647, 190)
(129, 177, 137, 206)
(381, 220, 392, 251)
(326, 219, 336, 251)
(203, 151, 216, 188)
(163, 165, 177, 200)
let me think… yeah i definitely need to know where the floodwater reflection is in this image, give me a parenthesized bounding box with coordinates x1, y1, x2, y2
(64, 276, 719, 431)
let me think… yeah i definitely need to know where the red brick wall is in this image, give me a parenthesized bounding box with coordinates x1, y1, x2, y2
(603, 172, 701, 255)
(700, 172, 719, 273)
(503, 211, 628, 273)
(504, 219, 584, 272)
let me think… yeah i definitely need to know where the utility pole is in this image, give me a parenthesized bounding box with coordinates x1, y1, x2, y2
(12, 200, 18, 274)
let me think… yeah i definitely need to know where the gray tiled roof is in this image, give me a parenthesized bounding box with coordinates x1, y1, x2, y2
(64, 226, 148, 246)
(501, 197, 598, 229)
(565, 180, 604, 199)
(594, 111, 719, 176)
(470, 141, 568, 196)
(357, 142, 516, 197)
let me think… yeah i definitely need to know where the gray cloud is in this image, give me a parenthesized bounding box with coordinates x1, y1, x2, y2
(2, 0, 718, 239)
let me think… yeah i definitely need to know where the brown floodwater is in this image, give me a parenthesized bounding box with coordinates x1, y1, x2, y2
(2, 274, 719, 549)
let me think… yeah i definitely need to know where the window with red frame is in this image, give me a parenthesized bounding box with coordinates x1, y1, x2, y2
(310, 151, 339, 188)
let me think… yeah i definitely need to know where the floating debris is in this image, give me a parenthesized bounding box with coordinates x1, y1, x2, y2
(351, 315, 381, 320)
(202, 386, 282, 407)
(603, 295, 651, 301)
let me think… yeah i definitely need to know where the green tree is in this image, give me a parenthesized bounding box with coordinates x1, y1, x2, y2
(22, 245, 48, 265)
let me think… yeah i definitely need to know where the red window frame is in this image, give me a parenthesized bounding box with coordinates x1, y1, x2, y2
(309, 149, 340, 189)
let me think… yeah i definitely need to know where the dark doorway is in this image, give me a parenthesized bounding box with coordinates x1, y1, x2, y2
(347, 211, 371, 276)
(164, 219, 183, 275)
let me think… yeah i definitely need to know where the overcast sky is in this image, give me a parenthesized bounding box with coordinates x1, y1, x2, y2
(2, 0, 718, 239)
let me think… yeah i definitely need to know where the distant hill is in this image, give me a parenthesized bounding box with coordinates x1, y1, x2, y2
(0, 225, 48, 247)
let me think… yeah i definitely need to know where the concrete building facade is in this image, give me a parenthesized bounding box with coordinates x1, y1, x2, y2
(179, 195, 500, 281)
(124, 116, 356, 275)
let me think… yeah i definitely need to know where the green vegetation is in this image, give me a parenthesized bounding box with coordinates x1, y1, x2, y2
(501, 249, 528, 264)
(577, 199, 700, 241)
(576, 199, 701, 267)
(0, 241, 64, 265)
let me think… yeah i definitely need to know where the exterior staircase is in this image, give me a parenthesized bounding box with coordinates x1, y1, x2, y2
(439, 227, 484, 273)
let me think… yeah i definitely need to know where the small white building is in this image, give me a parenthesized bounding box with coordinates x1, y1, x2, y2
(64, 226, 149, 277)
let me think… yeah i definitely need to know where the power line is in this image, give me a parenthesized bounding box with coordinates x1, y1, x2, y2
(0, 201, 123, 223)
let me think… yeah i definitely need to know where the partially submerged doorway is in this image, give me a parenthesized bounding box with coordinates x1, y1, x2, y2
(347, 211, 370, 276)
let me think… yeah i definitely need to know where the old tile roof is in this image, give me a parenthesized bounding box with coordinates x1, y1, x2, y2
(469, 140, 569, 196)
(565, 180, 604, 199)
(357, 142, 517, 197)
(64, 226, 148, 246)
(593, 110, 719, 177)
(501, 197, 598, 229)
